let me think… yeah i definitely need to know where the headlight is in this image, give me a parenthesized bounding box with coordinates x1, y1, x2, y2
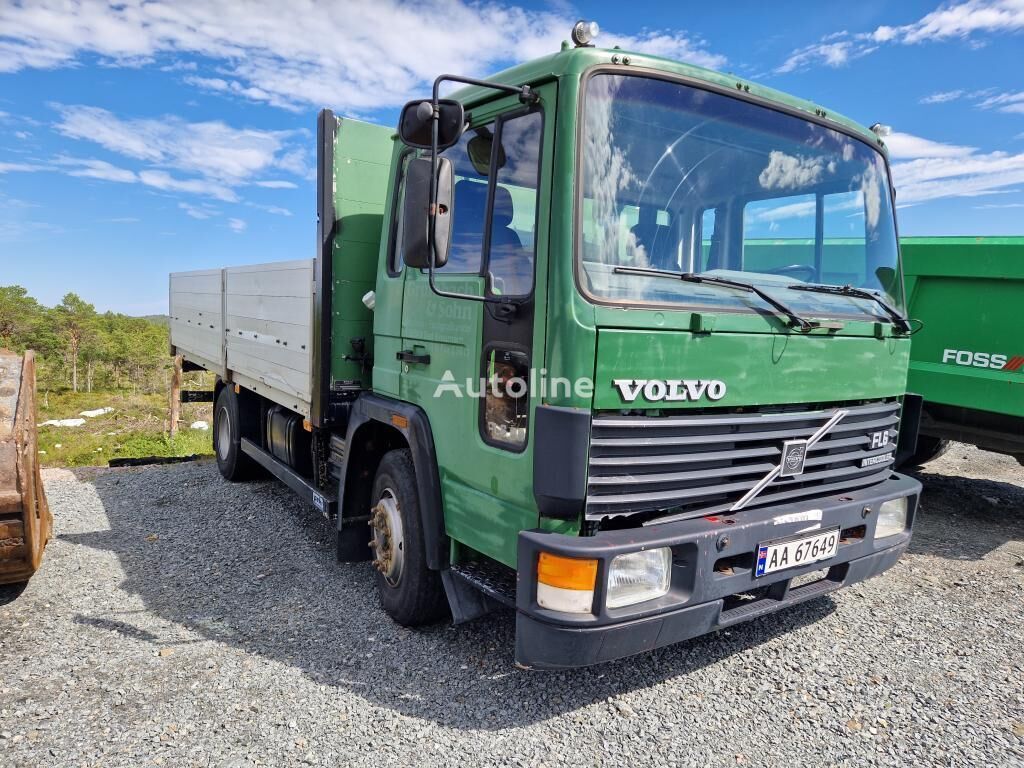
(875, 497, 908, 539)
(607, 547, 672, 608)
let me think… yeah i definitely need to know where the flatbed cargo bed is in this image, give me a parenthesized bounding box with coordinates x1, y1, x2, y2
(169, 259, 316, 417)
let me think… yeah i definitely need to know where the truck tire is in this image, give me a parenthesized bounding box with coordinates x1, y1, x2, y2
(907, 434, 951, 468)
(213, 386, 263, 482)
(369, 449, 448, 626)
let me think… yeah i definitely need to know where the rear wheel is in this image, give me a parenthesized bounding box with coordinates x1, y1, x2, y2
(907, 434, 951, 468)
(213, 386, 263, 481)
(370, 449, 447, 626)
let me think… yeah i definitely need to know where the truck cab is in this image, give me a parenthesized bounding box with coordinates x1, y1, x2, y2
(172, 35, 921, 669)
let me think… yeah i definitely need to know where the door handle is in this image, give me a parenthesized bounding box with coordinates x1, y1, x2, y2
(397, 350, 431, 365)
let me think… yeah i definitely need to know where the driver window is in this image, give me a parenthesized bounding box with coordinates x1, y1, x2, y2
(742, 194, 815, 276)
(441, 128, 491, 274)
(486, 111, 542, 297)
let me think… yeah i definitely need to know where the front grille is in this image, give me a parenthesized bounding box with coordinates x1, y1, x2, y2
(586, 400, 900, 522)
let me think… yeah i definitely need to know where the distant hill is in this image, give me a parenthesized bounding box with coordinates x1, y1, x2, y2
(139, 315, 169, 327)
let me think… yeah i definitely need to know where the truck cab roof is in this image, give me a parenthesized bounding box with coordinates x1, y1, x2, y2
(449, 44, 886, 155)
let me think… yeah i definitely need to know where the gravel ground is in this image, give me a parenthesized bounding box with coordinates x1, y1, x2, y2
(1, 443, 1022, 767)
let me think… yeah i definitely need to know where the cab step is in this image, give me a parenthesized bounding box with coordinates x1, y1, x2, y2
(443, 559, 517, 625)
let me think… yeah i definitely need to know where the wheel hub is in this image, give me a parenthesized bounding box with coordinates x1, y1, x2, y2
(216, 405, 231, 460)
(369, 488, 404, 585)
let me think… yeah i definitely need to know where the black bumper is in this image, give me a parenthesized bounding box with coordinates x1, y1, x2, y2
(515, 473, 920, 670)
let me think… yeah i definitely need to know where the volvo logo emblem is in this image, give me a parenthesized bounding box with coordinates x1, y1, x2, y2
(779, 439, 809, 478)
(613, 379, 727, 403)
(731, 410, 848, 512)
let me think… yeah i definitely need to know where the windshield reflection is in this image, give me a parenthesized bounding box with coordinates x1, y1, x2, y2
(579, 74, 903, 320)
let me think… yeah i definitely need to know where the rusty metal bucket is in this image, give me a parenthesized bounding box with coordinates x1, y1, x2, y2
(0, 350, 52, 584)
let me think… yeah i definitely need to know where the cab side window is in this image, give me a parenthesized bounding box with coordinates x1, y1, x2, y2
(392, 109, 542, 290)
(486, 111, 542, 296)
(444, 129, 490, 274)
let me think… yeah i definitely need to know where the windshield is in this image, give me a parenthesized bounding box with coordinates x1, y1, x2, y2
(579, 73, 903, 321)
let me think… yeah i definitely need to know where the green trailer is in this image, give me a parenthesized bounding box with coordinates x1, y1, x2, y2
(901, 237, 1024, 466)
(169, 25, 921, 669)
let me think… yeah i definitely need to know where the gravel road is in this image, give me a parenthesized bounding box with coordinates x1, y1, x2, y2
(1, 444, 1022, 767)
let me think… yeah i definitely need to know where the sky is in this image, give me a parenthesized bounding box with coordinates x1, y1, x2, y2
(1, 0, 1023, 315)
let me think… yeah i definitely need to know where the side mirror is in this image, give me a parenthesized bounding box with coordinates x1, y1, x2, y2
(402, 157, 453, 270)
(398, 99, 464, 151)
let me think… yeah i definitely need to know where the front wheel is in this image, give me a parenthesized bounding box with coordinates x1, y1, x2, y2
(370, 449, 448, 626)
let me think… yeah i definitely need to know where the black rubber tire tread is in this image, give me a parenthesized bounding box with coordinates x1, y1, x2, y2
(372, 449, 448, 626)
(213, 387, 263, 482)
(907, 434, 952, 468)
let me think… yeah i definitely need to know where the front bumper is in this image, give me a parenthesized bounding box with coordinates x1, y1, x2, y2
(515, 473, 920, 669)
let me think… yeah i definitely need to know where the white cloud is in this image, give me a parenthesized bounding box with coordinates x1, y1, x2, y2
(160, 60, 197, 73)
(0, 1, 725, 112)
(227, 217, 247, 233)
(137, 169, 237, 202)
(972, 201, 1024, 208)
(884, 132, 977, 159)
(778, 1, 1024, 73)
(0, 161, 47, 173)
(888, 130, 1024, 204)
(247, 203, 292, 216)
(178, 201, 219, 220)
(42, 155, 239, 200)
(775, 38, 873, 74)
(5, 103, 305, 205)
(879, 0, 1024, 44)
(918, 87, 1024, 115)
(54, 105, 300, 184)
(920, 89, 965, 104)
(48, 104, 310, 201)
(978, 90, 1024, 113)
(57, 157, 138, 183)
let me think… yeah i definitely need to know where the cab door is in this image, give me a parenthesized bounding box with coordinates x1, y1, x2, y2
(394, 84, 553, 568)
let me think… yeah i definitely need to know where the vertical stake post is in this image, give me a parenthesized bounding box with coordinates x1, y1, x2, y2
(169, 354, 183, 437)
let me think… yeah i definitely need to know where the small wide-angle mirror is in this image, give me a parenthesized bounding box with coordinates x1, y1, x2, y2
(466, 126, 506, 176)
(875, 266, 898, 297)
(398, 99, 465, 150)
(402, 157, 453, 269)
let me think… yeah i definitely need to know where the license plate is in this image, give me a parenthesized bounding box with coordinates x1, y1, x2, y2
(755, 527, 840, 577)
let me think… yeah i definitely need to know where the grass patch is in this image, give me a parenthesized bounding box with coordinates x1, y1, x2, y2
(36, 390, 214, 468)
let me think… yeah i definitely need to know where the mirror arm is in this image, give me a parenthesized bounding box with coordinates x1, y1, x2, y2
(424, 73, 538, 305)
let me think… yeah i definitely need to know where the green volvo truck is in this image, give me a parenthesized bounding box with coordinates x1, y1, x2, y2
(170, 25, 921, 669)
(901, 237, 1024, 466)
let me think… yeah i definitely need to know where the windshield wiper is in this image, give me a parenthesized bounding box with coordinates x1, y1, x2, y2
(613, 266, 817, 332)
(787, 283, 911, 334)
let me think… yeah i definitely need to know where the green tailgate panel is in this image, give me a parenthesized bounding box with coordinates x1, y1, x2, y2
(330, 118, 394, 387)
(594, 329, 910, 410)
(902, 237, 1024, 418)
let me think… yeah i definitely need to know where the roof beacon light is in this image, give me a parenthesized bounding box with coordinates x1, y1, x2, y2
(870, 123, 893, 138)
(571, 20, 599, 48)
